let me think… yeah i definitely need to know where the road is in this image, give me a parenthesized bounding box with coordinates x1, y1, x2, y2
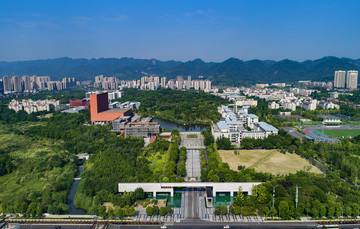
(185, 150, 201, 179)
(184, 188, 200, 219)
(17, 222, 360, 229)
(180, 132, 204, 181)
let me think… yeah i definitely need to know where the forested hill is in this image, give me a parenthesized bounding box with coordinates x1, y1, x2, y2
(1, 56, 360, 85)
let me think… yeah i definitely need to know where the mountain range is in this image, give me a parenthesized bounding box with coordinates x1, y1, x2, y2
(1, 56, 359, 85)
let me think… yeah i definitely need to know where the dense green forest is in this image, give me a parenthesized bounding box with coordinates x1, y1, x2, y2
(115, 88, 227, 125)
(0, 123, 77, 216)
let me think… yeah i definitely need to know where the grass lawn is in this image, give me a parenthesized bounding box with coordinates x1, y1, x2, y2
(187, 134, 198, 138)
(342, 121, 360, 125)
(218, 149, 321, 175)
(147, 151, 167, 174)
(318, 129, 360, 137)
(286, 121, 320, 125)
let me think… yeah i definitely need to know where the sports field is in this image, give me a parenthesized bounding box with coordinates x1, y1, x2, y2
(304, 127, 360, 138)
(318, 129, 360, 137)
(218, 149, 321, 175)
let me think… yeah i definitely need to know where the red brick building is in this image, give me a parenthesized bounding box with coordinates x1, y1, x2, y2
(69, 98, 90, 109)
(90, 92, 132, 124)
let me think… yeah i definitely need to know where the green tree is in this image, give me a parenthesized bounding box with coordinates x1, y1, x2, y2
(166, 206, 173, 215)
(253, 185, 269, 204)
(345, 206, 352, 217)
(214, 206, 222, 215)
(0, 203, 6, 215)
(335, 203, 342, 218)
(26, 203, 37, 218)
(216, 137, 232, 149)
(98, 205, 107, 218)
(352, 203, 360, 217)
(117, 208, 124, 218)
(153, 206, 159, 215)
(146, 206, 153, 216)
(220, 206, 228, 215)
(327, 202, 335, 218)
(134, 188, 145, 200)
(20, 202, 28, 214)
(108, 209, 115, 218)
(319, 204, 326, 218)
(233, 187, 244, 206)
(14, 202, 21, 214)
(159, 207, 167, 216)
(278, 201, 290, 219)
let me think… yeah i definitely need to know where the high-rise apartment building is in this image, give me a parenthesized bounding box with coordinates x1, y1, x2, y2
(3, 76, 12, 93)
(22, 75, 31, 91)
(161, 77, 167, 88)
(334, 70, 346, 88)
(346, 70, 358, 89)
(0, 79, 3, 94)
(11, 76, 22, 92)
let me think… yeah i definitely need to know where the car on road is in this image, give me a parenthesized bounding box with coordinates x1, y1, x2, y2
(224, 225, 230, 229)
(160, 225, 167, 229)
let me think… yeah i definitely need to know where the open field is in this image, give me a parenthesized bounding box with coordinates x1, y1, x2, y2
(318, 129, 360, 137)
(218, 149, 321, 175)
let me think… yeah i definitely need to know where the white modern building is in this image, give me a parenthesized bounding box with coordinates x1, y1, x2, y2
(212, 105, 278, 146)
(268, 101, 280, 109)
(118, 182, 261, 197)
(236, 99, 258, 107)
(334, 70, 346, 88)
(346, 70, 358, 89)
(8, 99, 60, 114)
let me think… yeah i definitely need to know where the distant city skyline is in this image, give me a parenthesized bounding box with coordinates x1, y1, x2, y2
(0, 0, 360, 62)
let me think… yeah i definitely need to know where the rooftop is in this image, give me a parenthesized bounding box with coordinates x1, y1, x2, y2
(226, 120, 243, 125)
(247, 114, 259, 119)
(217, 121, 229, 130)
(100, 108, 131, 114)
(257, 122, 278, 132)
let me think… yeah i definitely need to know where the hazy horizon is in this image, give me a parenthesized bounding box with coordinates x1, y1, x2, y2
(1, 55, 359, 64)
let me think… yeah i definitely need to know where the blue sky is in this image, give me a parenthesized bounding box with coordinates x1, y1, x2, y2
(0, 0, 359, 62)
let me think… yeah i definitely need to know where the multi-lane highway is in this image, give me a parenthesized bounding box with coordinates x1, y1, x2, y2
(17, 222, 360, 229)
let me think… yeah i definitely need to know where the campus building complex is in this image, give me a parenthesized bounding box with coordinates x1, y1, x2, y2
(124, 121, 160, 138)
(90, 92, 132, 125)
(211, 105, 278, 146)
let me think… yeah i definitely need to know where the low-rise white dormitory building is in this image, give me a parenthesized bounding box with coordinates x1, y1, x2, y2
(8, 99, 59, 114)
(212, 105, 278, 146)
